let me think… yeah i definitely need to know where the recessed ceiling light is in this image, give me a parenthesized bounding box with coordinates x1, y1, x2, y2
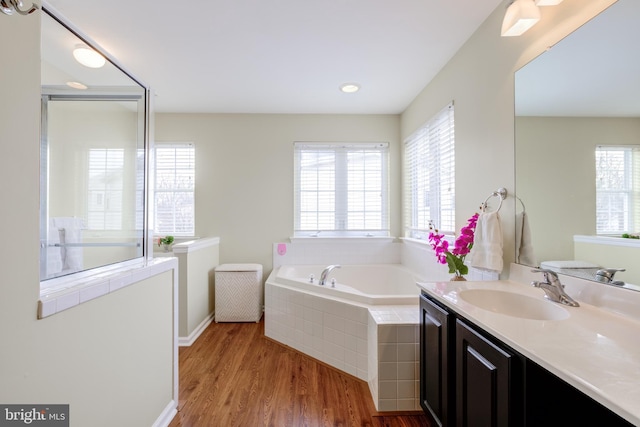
(66, 81, 88, 90)
(73, 44, 106, 68)
(340, 83, 360, 93)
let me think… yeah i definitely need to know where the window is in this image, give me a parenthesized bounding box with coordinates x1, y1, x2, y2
(294, 142, 389, 237)
(404, 102, 455, 239)
(596, 146, 640, 234)
(88, 148, 124, 230)
(154, 143, 195, 236)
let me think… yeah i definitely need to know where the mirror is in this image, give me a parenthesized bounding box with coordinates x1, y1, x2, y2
(40, 9, 148, 283)
(515, 0, 640, 291)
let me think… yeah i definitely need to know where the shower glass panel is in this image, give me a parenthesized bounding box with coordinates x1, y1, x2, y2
(40, 8, 148, 282)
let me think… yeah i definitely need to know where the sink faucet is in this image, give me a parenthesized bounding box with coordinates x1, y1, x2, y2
(319, 264, 341, 286)
(531, 268, 580, 307)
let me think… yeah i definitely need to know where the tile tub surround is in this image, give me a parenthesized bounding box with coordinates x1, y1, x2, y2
(418, 264, 640, 426)
(265, 273, 421, 412)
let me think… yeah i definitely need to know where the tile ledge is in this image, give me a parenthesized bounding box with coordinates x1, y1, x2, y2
(38, 257, 177, 319)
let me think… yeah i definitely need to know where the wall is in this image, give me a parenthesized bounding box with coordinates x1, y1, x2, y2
(516, 116, 640, 262)
(400, 0, 616, 278)
(171, 237, 220, 343)
(155, 113, 400, 277)
(0, 7, 176, 427)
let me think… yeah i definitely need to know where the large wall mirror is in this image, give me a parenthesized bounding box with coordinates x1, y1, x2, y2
(515, 0, 640, 290)
(40, 8, 149, 283)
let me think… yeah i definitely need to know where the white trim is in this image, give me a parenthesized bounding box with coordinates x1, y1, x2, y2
(574, 234, 640, 248)
(179, 312, 214, 347)
(151, 399, 178, 427)
(172, 236, 220, 254)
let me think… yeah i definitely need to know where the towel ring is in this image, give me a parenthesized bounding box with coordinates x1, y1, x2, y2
(516, 195, 526, 213)
(480, 188, 507, 212)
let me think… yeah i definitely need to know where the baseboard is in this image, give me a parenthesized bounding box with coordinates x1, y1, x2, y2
(152, 399, 177, 427)
(178, 312, 214, 346)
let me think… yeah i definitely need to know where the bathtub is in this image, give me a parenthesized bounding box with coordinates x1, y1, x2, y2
(265, 263, 422, 411)
(271, 264, 420, 305)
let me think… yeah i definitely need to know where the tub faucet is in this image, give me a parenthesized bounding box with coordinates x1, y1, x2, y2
(319, 264, 341, 286)
(531, 268, 579, 307)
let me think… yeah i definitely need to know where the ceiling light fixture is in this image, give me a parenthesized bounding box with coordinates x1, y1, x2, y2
(66, 81, 88, 90)
(0, 0, 38, 16)
(340, 83, 360, 93)
(72, 44, 106, 68)
(501, 0, 541, 37)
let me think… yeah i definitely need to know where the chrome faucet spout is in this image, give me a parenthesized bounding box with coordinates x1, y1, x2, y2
(531, 268, 579, 307)
(319, 264, 341, 286)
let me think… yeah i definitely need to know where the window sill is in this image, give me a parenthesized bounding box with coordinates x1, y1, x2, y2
(574, 234, 640, 248)
(401, 236, 454, 247)
(289, 236, 396, 243)
(38, 257, 177, 319)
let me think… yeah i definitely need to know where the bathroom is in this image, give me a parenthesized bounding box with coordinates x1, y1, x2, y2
(1, 0, 635, 426)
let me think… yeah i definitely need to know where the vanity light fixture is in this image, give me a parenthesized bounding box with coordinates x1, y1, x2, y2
(73, 44, 106, 69)
(535, 0, 563, 5)
(340, 83, 360, 93)
(501, 0, 541, 37)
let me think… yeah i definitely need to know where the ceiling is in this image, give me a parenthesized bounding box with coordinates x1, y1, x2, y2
(42, 0, 504, 114)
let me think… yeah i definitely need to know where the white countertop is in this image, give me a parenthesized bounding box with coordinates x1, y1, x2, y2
(417, 268, 640, 426)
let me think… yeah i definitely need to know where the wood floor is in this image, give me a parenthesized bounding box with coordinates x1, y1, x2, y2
(168, 320, 432, 427)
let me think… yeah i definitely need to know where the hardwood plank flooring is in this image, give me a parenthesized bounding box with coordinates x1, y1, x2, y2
(169, 320, 432, 427)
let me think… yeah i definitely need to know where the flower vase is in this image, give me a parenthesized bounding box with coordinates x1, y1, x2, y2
(450, 275, 466, 281)
(162, 244, 172, 252)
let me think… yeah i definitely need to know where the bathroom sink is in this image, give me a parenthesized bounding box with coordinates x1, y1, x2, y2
(459, 289, 570, 320)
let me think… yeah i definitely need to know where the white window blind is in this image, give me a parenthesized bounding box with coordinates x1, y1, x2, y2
(294, 142, 389, 237)
(596, 145, 640, 234)
(88, 148, 124, 230)
(404, 102, 455, 238)
(154, 143, 195, 236)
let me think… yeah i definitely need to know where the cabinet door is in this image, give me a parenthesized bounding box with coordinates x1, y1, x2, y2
(420, 294, 453, 427)
(455, 319, 521, 427)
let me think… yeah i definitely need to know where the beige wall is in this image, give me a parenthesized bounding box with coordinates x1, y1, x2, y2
(516, 116, 640, 262)
(0, 6, 176, 427)
(401, 0, 616, 277)
(173, 239, 219, 338)
(155, 114, 401, 276)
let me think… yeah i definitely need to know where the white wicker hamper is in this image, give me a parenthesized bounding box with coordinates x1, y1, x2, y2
(214, 263, 263, 322)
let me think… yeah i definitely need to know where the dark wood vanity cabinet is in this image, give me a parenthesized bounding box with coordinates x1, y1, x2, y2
(455, 319, 522, 427)
(420, 291, 634, 427)
(420, 293, 454, 427)
(420, 293, 521, 427)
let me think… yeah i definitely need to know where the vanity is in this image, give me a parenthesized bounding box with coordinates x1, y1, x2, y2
(417, 264, 640, 426)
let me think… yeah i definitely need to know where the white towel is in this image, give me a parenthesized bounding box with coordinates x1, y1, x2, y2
(468, 211, 503, 273)
(52, 217, 85, 271)
(46, 221, 63, 275)
(515, 211, 536, 267)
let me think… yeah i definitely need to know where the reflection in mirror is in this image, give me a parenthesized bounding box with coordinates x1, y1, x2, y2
(515, 0, 640, 291)
(40, 9, 148, 283)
